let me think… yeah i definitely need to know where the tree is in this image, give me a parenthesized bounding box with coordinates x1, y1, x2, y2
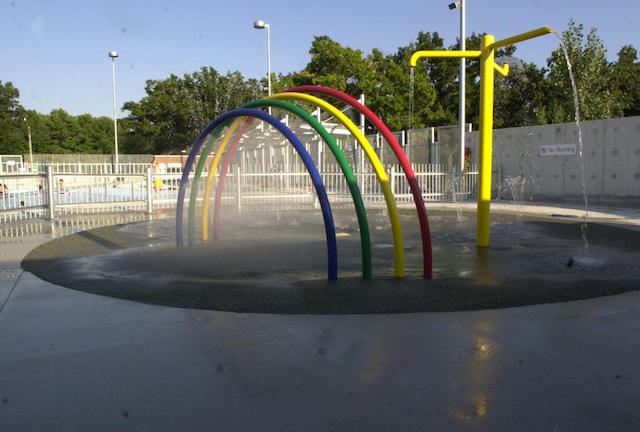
(122, 75, 193, 154)
(299, 36, 373, 95)
(361, 48, 412, 131)
(545, 20, 617, 122)
(295, 34, 443, 131)
(494, 61, 549, 128)
(0, 81, 27, 154)
(394, 31, 457, 127)
(122, 68, 262, 154)
(612, 45, 640, 117)
(6, 23, 640, 159)
(75, 114, 114, 153)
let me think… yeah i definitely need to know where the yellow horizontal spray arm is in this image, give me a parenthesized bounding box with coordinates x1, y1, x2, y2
(487, 26, 554, 51)
(410, 50, 480, 67)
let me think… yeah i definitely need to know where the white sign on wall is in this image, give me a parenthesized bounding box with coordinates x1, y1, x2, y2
(539, 144, 577, 157)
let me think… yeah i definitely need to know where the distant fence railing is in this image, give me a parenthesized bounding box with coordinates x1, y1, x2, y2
(1, 162, 478, 223)
(0, 161, 151, 175)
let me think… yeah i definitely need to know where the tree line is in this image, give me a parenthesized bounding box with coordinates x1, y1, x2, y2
(1, 20, 639, 156)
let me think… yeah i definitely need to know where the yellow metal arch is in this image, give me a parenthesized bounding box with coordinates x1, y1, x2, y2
(270, 92, 405, 278)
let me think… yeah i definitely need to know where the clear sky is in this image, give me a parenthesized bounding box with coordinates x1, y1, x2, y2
(1, 0, 638, 117)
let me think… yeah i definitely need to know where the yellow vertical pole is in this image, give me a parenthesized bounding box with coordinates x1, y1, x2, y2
(477, 34, 495, 247)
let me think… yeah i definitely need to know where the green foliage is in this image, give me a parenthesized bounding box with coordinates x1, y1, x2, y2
(612, 45, 640, 117)
(2, 20, 640, 157)
(290, 34, 443, 131)
(494, 62, 549, 128)
(396, 31, 453, 128)
(122, 68, 261, 154)
(363, 48, 413, 130)
(305, 36, 371, 93)
(0, 82, 115, 155)
(0, 81, 27, 154)
(545, 19, 618, 122)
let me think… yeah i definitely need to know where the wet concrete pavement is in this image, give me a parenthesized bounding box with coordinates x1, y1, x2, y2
(1, 206, 640, 431)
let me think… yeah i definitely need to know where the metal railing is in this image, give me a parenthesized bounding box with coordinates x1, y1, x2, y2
(0, 172, 48, 222)
(0, 161, 151, 175)
(53, 172, 149, 215)
(1, 162, 478, 223)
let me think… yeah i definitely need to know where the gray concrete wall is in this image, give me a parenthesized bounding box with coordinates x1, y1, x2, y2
(466, 116, 640, 202)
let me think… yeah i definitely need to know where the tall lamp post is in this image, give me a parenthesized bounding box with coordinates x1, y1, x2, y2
(108, 50, 119, 173)
(253, 20, 271, 114)
(449, 0, 466, 172)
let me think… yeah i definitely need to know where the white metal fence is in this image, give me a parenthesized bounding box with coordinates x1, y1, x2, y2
(1, 162, 478, 223)
(0, 160, 151, 175)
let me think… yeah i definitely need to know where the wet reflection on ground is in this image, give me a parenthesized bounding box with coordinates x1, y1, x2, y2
(0, 213, 152, 241)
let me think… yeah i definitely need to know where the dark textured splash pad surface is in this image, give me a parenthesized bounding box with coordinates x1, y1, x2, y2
(22, 209, 640, 313)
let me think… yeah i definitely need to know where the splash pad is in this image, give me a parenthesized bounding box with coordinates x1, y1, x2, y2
(20, 33, 640, 313)
(22, 206, 640, 313)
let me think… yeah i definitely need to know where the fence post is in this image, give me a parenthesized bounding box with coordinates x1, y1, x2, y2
(451, 165, 457, 202)
(46, 165, 55, 220)
(236, 165, 242, 214)
(390, 165, 396, 196)
(146, 166, 153, 214)
(429, 127, 438, 164)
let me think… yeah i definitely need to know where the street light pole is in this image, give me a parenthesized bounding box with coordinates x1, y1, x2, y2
(459, 0, 466, 172)
(253, 20, 271, 114)
(266, 24, 271, 97)
(109, 50, 119, 173)
(449, 0, 466, 172)
(27, 125, 32, 165)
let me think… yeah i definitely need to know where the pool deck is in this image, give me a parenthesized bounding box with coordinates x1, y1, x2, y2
(1, 203, 640, 431)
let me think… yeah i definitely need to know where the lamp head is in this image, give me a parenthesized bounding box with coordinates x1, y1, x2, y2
(253, 20, 266, 29)
(108, 50, 119, 58)
(448, 1, 460, 10)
